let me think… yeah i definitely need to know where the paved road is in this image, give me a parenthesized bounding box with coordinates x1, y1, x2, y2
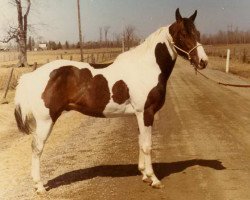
(1, 60, 250, 200)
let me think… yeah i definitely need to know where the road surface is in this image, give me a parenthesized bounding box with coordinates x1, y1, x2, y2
(0, 59, 250, 200)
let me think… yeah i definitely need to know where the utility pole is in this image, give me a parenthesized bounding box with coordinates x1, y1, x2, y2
(122, 19, 125, 52)
(77, 0, 83, 61)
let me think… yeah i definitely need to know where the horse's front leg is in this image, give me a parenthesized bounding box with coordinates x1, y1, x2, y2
(138, 148, 150, 183)
(136, 112, 163, 188)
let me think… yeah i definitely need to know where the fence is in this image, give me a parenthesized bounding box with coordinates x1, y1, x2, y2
(0, 49, 122, 66)
(0, 52, 19, 63)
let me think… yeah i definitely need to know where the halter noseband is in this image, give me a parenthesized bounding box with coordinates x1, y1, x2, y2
(170, 41, 202, 60)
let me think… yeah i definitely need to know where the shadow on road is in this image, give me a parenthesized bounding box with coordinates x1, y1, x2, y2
(45, 159, 226, 191)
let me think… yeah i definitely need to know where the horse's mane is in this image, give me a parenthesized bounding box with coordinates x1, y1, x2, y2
(115, 26, 170, 63)
(140, 26, 168, 50)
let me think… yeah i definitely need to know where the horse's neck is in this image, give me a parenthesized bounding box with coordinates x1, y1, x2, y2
(124, 26, 176, 62)
(114, 26, 177, 78)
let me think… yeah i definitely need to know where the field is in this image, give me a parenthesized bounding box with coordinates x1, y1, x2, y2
(203, 44, 250, 78)
(0, 48, 122, 67)
(205, 44, 250, 62)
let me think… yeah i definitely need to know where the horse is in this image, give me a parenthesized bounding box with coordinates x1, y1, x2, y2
(14, 8, 208, 193)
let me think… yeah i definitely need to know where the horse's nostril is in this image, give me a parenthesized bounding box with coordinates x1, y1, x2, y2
(200, 60, 208, 68)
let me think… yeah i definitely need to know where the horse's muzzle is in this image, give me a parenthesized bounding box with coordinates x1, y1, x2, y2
(199, 59, 208, 69)
(190, 58, 207, 70)
(195, 59, 208, 70)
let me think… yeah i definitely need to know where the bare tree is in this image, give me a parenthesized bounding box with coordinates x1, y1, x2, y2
(1, 0, 31, 67)
(123, 25, 136, 50)
(103, 26, 110, 46)
(113, 32, 122, 47)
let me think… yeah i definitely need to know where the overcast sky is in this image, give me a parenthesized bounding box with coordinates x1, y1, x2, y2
(0, 0, 249, 43)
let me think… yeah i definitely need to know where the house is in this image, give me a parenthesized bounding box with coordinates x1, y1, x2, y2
(38, 43, 47, 51)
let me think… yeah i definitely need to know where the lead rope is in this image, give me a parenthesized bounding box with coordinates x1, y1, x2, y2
(170, 41, 250, 88)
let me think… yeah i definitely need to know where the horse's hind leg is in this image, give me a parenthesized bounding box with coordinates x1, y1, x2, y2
(31, 118, 53, 194)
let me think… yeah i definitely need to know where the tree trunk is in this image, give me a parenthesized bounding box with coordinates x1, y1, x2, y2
(0, 0, 31, 66)
(18, 35, 27, 67)
(16, 0, 30, 67)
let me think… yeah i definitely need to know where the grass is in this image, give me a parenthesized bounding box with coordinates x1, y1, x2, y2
(0, 48, 122, 67)
(203, 44, 250, 79)
(204, 43, 250, 63)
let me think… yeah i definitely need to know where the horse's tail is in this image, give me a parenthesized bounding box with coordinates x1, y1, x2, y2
(14, 74, 33, 134)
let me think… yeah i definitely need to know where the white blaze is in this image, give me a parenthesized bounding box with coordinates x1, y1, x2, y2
(197, 42, 208, 62)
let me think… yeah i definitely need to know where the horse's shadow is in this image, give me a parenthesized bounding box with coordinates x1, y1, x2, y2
(45, 159, 225, 191)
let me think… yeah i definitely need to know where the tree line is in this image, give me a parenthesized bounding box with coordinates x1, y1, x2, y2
(25, 23, 140, 51)
(201, 28, 250, 45)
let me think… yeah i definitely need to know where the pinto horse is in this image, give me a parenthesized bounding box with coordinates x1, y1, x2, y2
(14, 8, 208, 193)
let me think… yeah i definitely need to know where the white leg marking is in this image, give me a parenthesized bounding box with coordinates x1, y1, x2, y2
(138, 148, 150, 183)
(136, 112, 163, 188)
(31, 118, 53, 194)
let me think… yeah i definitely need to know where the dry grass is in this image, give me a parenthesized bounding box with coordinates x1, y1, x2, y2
(0, 67, 32, 90)
(204, 44, 250, 63)
(208, 56, 250, 79)
(0, 48, 121, 67)
(204, 44, 250, 79)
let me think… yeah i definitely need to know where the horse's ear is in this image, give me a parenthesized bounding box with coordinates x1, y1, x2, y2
(175, 8, 182, 21)
(189, 10, 197, 22)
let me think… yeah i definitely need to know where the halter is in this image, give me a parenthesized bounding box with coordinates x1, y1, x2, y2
(170, 41, 202, 60)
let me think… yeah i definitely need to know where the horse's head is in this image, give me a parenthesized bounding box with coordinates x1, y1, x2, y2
(169, 8, 208, 70)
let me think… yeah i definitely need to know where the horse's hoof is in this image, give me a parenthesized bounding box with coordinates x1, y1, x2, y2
(142, 177, 153, 184)
(34, 182, 46, 194)
(152, 182, 164, 189)
(36, 187, 46, 195)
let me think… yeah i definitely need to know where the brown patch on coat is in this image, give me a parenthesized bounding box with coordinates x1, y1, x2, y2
(42, 66, 110, 122)
(112, 80, 130, 104)
(143, 42, 176, 127)
(14, 105, 32, 134)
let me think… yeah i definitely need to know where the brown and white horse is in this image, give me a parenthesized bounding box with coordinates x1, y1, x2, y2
(14, 8, 208, 193)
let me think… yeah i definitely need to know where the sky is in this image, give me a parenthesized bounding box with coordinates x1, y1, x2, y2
(0, 0, 249, 43)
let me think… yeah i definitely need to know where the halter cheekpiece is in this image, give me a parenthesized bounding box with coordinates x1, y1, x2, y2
(170, 42, 202, 60)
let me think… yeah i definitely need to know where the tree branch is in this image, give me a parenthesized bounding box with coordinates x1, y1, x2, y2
(0, 26, 19, 43)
